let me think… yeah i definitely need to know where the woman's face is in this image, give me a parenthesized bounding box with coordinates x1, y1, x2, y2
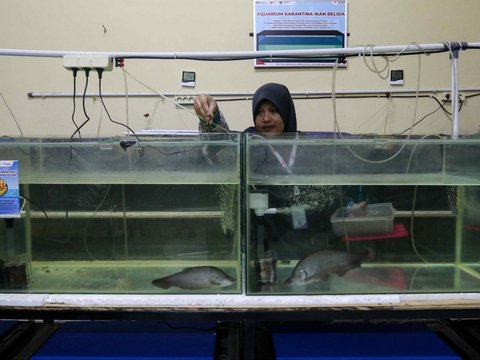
(254, 101, 285, 136)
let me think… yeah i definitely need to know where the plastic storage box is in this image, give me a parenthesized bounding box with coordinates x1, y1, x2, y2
(331, 202, 395, 237)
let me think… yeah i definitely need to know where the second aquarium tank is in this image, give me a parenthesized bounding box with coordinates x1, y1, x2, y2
(245, 134, 480, 295)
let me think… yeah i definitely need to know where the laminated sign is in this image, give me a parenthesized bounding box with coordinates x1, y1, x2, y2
(254, 0, 348, 67)
(0, 160, 20, 217)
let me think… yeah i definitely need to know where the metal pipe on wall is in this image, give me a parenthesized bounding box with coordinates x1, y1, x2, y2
(26, 88, 480, 99)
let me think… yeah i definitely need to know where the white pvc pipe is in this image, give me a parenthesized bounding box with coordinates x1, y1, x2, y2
(451, 53, 460, 139)
(0, 42, 479, 60)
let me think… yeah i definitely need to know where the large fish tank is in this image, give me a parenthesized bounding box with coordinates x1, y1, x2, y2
(0, 133, 479, 313)
(0, 134, 241, 295)
(246, 134, 480, 297)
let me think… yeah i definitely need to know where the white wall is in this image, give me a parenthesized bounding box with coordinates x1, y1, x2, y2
(0, 0, 479, 137)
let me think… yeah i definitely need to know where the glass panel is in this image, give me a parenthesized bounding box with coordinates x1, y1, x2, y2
(0, 134, 241, 294)
(246, 134, 480, 295)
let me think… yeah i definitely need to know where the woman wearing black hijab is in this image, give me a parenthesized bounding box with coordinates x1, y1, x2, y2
(194, 82, 297, 135)
(246, 82, 297, 134)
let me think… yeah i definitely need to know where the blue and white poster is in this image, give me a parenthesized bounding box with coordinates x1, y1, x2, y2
(0, 160, 20, 218)
(254, 0, 347, 67)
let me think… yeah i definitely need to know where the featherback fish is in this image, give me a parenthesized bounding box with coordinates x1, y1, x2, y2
(152, 266, 235, 290)
(284, 248, 373, 286)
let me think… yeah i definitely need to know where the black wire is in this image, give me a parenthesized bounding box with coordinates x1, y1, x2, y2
(396, 94, 465, 135)
(351, 49, 449, 58)
(117, 48, 450, 62)
(465, 92, 480, 99)
(146, 145, 197, 156)
(396, 103, 447, 135)
(81, 69, 91, 136)
(96, 69, 139, 141)
(70, 69, 91, 139)
(70, 69, 81, 139)
(429, 96, 452, 116)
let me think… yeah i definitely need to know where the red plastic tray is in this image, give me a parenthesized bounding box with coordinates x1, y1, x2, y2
(340, 223, 408, 242)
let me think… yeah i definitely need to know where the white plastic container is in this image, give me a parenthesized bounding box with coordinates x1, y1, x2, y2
(331, 202, 395, 237)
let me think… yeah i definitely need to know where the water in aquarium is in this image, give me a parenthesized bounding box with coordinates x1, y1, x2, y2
(0, 136, 242, 294)
(0, 183, 241, 294)
(247, 184, 480, 294)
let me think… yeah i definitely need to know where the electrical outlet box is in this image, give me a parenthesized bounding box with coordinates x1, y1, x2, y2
(174, 96, 195, 105)
(441, 92, 465, 102)
(63, 55, 113, 71)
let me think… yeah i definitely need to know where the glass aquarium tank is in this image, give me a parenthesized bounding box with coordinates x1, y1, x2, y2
(0, 134, 241, 294)
(245, 133, 480, 295)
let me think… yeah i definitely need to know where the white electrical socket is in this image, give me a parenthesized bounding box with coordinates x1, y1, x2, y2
(441, 92, 466, 102)
(174, 96, 195, 105)
(63, 55, 113, 72)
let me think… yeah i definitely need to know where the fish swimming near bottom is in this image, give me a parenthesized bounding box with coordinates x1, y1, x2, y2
(284, 249, 372, 286)
(152, 266, 235, 290)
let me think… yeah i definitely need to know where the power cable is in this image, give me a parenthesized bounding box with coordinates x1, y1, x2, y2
(70, 68, 81, 138)
(70, 69, 91, 139)
(96, 68, 139, 141)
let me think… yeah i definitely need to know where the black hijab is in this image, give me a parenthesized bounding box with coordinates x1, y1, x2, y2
(245, 83, 297, 133)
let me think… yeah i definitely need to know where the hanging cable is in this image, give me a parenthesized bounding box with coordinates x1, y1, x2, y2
(96, 68, 139, 140)
(70, 69, 91, 139)
(396, 101, 449, 135)
(70, 68, 81, 138)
